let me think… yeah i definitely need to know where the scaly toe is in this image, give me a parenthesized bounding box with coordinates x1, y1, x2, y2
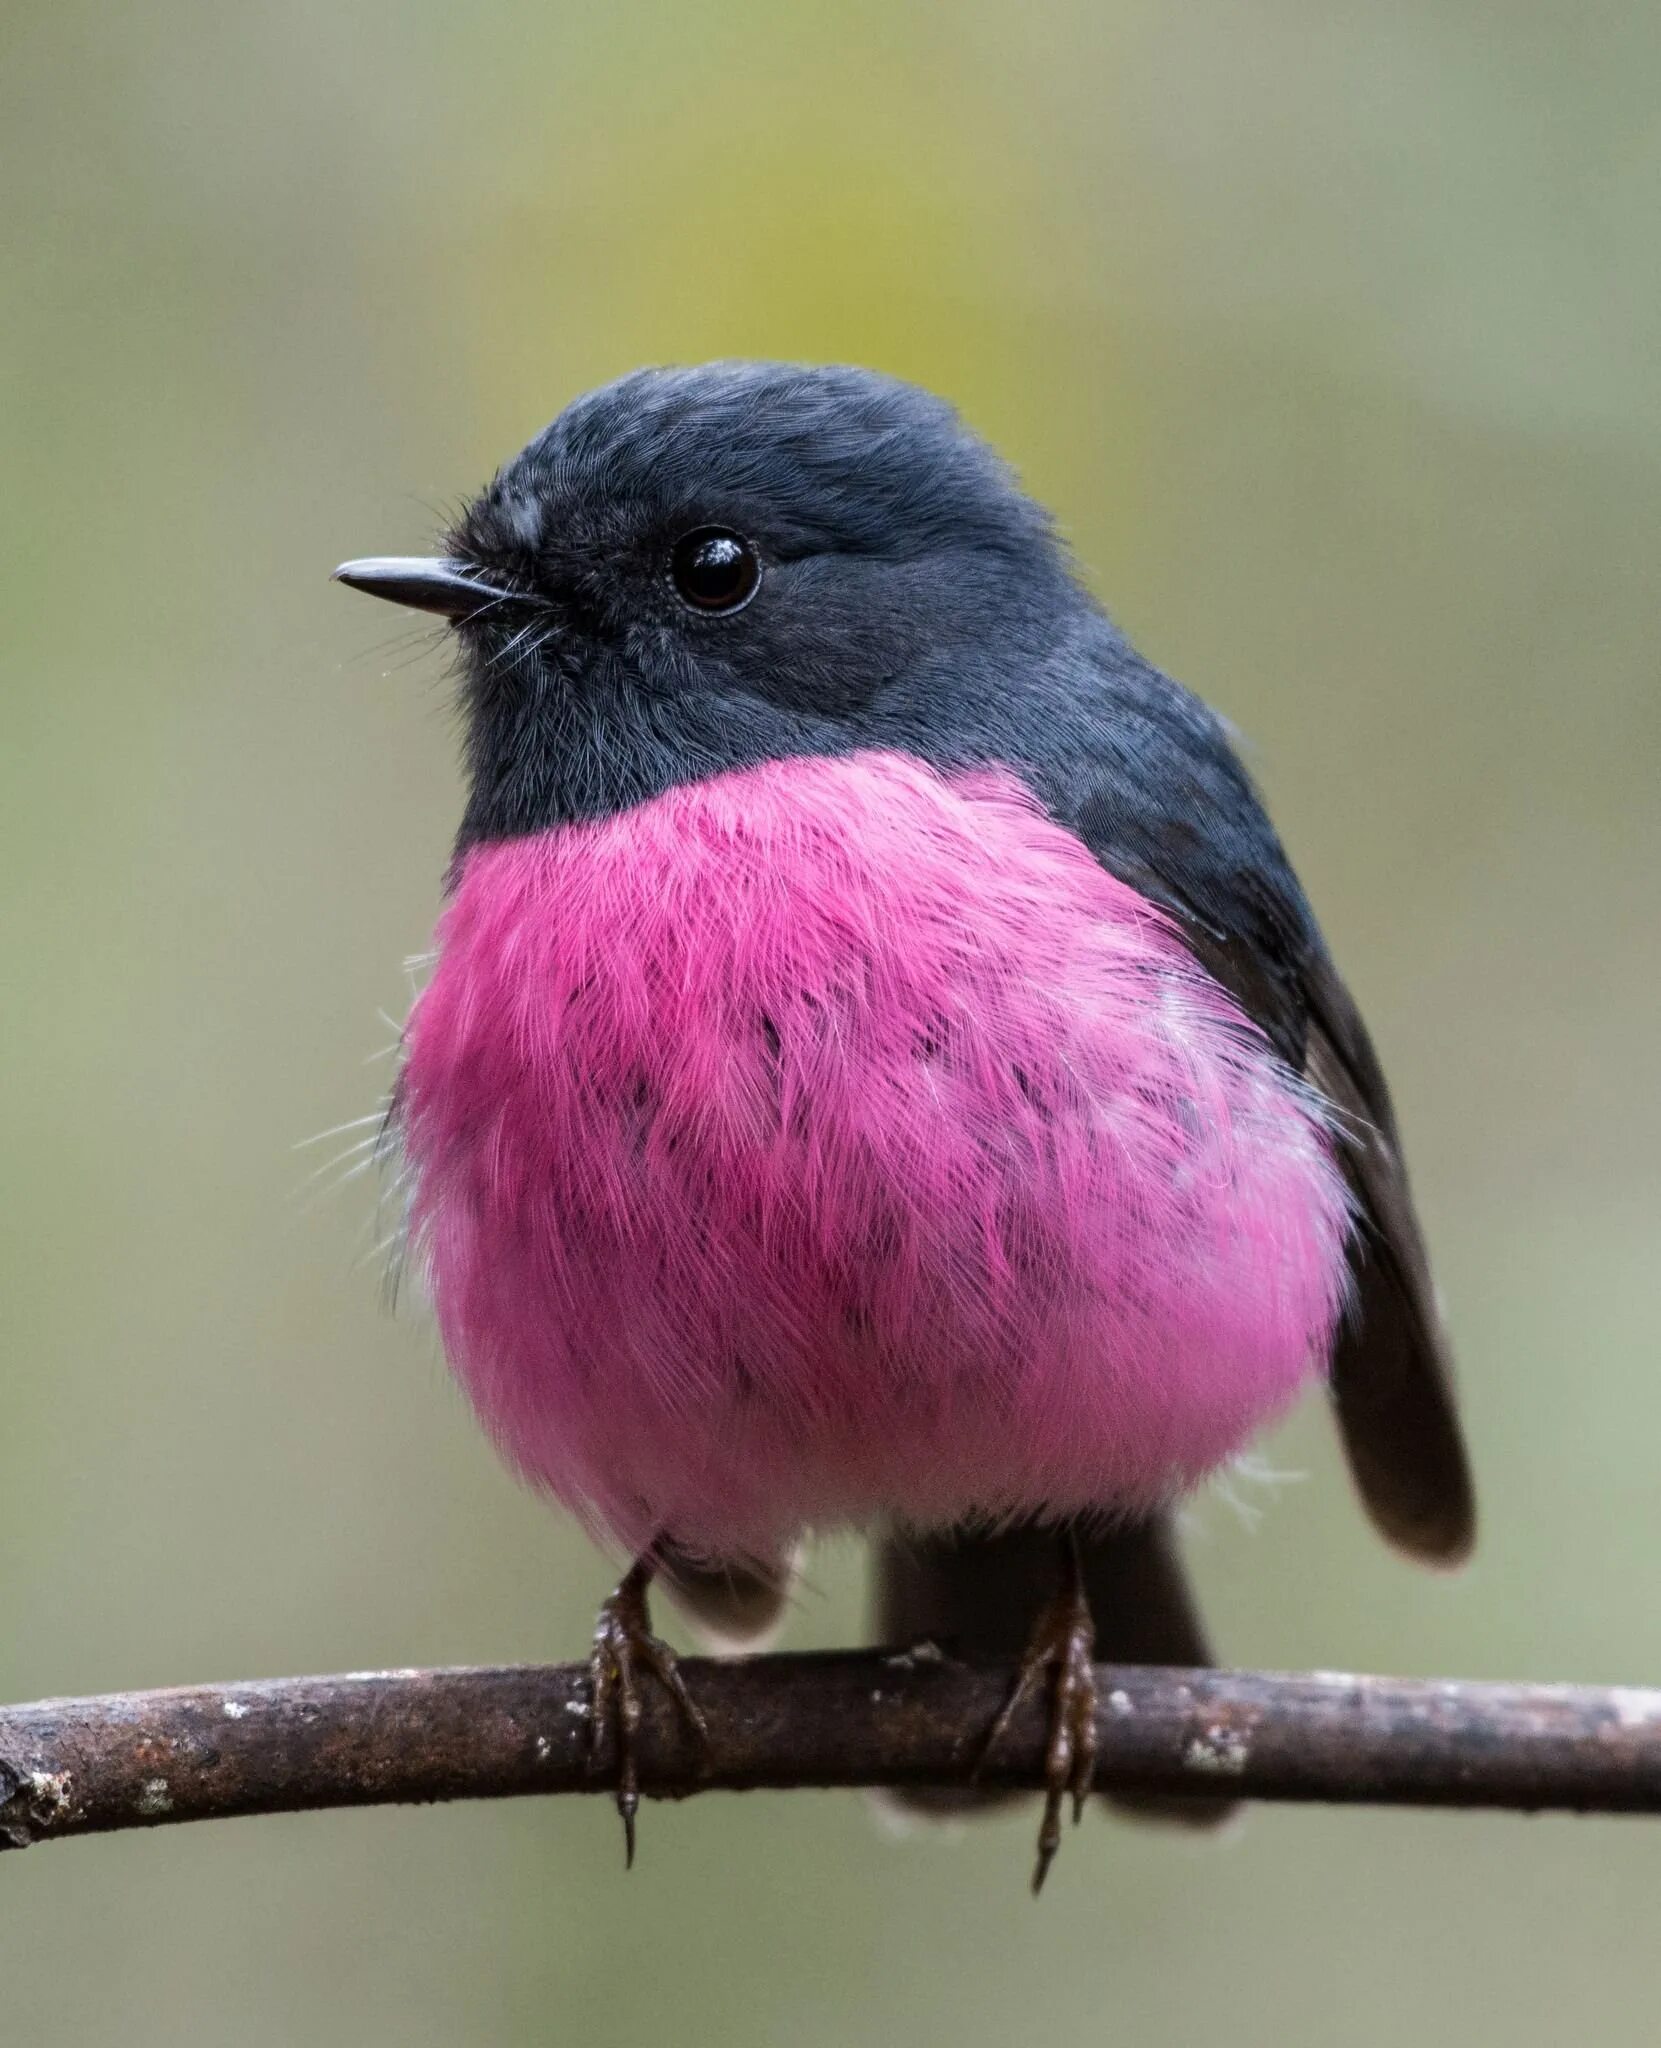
(585, 1571, 708, 1866)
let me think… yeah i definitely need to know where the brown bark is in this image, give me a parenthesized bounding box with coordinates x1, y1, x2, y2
(5, 1654, 1659, 1850)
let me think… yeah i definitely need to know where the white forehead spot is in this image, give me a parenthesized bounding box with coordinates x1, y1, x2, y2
(502, 492, 543, 545)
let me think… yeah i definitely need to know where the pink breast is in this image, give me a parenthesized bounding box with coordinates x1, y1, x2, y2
(399, 751, 1352, 1565)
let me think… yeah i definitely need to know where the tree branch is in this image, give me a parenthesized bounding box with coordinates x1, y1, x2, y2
(4, 1653, 1659, 1850)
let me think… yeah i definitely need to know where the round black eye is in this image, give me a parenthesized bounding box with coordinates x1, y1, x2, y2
(669, 527, 761, 614)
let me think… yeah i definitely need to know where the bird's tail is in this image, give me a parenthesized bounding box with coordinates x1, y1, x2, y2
(871, 1513, 1237, 1826)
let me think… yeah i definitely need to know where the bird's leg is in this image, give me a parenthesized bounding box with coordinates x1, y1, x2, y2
(587, 1551, 710, 1867)
(974, 1527, 1099, 1894)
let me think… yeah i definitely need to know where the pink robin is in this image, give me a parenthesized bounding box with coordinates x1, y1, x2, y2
(335, 362, 1474, 1889)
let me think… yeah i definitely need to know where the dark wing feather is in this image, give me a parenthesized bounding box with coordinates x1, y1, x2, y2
(1047, 629, 1474, 1562)
(1301, 952, 1475, 1562)
(658, 1539, 798, 1649)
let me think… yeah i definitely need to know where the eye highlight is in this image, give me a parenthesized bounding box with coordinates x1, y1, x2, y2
(669, 528, 761, 614)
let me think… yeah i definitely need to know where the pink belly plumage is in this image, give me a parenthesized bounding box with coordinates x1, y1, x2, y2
(399, 751, 1352, 1564)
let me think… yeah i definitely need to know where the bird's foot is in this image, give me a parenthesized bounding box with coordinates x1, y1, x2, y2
(587, 1556, 710, 1867)
(974, 1539, 1098, 1894)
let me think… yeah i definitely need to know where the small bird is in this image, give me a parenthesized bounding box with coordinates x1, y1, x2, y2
(336, 362, 1474, 1888)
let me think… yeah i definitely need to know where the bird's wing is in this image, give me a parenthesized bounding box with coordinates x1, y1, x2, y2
(1299, 950, 1475, 1561)
(657, 1538, 800, 1651)
(1052, 637, 1474, 1562)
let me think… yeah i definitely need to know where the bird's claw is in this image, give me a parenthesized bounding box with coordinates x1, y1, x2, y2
(974, 1557, 1097, 1894)
(587, 1561, 710, 1868)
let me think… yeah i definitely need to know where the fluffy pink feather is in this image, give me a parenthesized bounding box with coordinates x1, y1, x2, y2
(398, 751, 1352, 1564)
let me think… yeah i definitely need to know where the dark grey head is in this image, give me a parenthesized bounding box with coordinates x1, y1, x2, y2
(337, 362, 1092, 852)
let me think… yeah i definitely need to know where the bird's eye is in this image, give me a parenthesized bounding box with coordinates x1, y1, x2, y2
(669, 528, 761, 614)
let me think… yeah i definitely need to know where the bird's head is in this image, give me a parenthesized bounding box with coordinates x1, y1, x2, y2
(336, 362, 1078, 851)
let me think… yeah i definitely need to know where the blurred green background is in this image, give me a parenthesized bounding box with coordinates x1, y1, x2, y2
(4, 1, 1659, 2042)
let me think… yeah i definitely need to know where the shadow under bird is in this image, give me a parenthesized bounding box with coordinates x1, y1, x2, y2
(335, 361, 1474, 1889)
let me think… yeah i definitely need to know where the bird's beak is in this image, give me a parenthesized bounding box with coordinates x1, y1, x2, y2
(332, 556, 520, 620)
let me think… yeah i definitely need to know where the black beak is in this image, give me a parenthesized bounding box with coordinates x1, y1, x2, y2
(332, 556, 521, 620)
